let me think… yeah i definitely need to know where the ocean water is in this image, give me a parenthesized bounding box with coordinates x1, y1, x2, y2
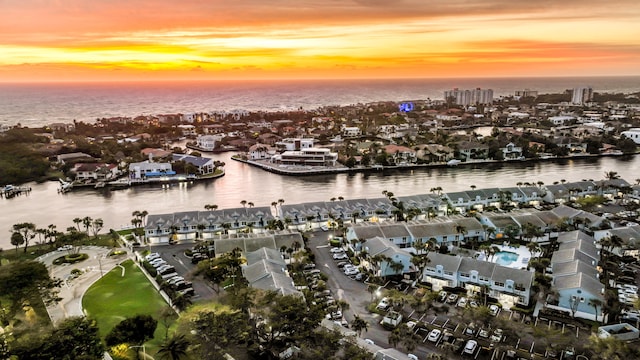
(1, 76, 639, 127)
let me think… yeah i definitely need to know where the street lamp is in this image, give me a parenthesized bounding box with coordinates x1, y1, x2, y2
(128, 345, 146, 359)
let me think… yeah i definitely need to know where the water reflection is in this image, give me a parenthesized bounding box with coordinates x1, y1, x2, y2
(1, 153, 638, 249)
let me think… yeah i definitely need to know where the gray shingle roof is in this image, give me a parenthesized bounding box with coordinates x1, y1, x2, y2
(491, 265, 535, 286)
(553, 272, 604, 298)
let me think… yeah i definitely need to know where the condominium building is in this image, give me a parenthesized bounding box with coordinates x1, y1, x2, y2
(572, 86, 593, 105)
(444, 88, 494, 106)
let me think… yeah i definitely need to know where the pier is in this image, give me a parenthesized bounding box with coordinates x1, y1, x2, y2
(1, 185, 32, 199)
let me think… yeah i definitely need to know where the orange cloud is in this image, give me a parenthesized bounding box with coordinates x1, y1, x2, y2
(1, 0, 639, 81)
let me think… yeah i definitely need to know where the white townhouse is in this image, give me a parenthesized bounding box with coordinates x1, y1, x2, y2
(421, 253, 535, 308)
(144, 207, 276, 244)
(546, 231, 605, 322)
(242, 248, 302, 297)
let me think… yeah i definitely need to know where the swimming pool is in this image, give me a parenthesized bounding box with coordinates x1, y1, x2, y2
(494, 251, 519, 266)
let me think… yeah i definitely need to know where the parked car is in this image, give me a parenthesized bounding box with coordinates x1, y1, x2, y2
(438, 291, 448, 302)
(446, 293, 459, 304)
(158, 266, 176, 275)
(463, 340, 478, 354)
(145, 252, 160, 260)
(376, 297, 391, 311)
(330, 247, 345, 253)
(469, 300, 479, 308)
(457, 297, 468, 308)
(57, 244, 73, 252)
(427, 329, 442, 342)
(490, 328, 503, 343)
(333, 253, 348, 260)
(303, 263, 316, 270)
(336, 261, 350, 268)
(489, 304, 500, 316)
(464, 323, 477, 336)
(478, 328, 490, 338)
(344, 268, 359, 276)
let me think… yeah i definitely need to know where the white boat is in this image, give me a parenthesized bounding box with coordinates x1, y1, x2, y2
(447, 159, 461, 166)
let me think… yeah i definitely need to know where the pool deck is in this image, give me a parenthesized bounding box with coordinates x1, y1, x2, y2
(477, 244, 532, 269)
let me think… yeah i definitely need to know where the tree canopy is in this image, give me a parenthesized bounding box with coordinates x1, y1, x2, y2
(105, 314, 158, 347)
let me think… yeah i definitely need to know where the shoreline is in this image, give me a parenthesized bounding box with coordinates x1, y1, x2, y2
(232, 152, 638, 176)
(61, 170, 225, 192)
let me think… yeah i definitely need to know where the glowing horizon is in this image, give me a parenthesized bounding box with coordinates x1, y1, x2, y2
(1, 1, 639, 82)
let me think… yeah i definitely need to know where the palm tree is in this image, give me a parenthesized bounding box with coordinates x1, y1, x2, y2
(240, 200, 247, 208)
(604, 171, 620, 180)
(588, 298, 603, 322)
(73, 217, 82, 232)
(156, 334, 190, 360)
(350, 315, 369, 336)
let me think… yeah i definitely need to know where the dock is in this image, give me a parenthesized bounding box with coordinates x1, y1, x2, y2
(1, 185, 32, 199)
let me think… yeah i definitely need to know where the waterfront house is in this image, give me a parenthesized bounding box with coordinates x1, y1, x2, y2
(248, 143, 274, 160)
(129, 161, 174, 180)
(270, 147, 338, 167)
(383, 145, 417, 165)
(456, 141, 489, 161)
(172, 154, 216, 175)
(397, 194, 446, 218)
(501, 142, 524, 160)
(195, 134, 223, 151)
(414, 144, 455, 164)
(72, 163, 119, 182)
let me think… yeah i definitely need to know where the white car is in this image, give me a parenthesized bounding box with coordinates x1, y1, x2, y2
(330, 247, 345, 253)
(376, 297, 391, 311)
(333, 253, 348, 260)
(344, 268, 359, 276)
(489, 304, 500, 316)
(456, 297, 468, 308)
(145, 252, 160, 261)
(408, 355, 418, 360)
(57, 244, 73, 252)
(427, 328, 442, 342)
(464, 339, 478, 354)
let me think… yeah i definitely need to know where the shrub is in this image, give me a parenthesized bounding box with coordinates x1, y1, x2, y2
(142, 261, 158, 277)
(70, 268, 83, 276)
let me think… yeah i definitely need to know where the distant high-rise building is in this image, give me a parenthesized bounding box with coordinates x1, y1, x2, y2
(514, 89, 538, 99)
(444, 88, 493, 106)
(571, 86, 593, 105)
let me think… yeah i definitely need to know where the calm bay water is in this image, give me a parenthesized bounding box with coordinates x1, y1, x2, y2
(1, 152, 638, 249)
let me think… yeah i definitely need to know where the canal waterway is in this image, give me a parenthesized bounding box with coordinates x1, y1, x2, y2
(2, 153, 639, 249)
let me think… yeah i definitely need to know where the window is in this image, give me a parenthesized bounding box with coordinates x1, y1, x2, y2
(460, 273, 469, 278)
(515, 284, 526, 291)
(479, 276, 489, 282)
(444, 271, 453, 276)
(494, 281, 505, 287)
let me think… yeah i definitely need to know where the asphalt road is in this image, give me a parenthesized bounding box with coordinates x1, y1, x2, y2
(306, 231, 443, 359)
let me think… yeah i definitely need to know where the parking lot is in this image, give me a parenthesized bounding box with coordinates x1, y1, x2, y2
(136, 242, 217, 302)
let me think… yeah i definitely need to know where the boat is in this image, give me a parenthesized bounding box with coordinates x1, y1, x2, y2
(447, 159, 462, 166)
(94, 182, 105, 188)
(58, 179, 73, 193)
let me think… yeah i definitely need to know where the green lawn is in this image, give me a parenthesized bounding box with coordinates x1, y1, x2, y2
(83, 259, 176, 351)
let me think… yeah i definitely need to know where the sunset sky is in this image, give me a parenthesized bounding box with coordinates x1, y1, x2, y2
(1, 0, 639, 82)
